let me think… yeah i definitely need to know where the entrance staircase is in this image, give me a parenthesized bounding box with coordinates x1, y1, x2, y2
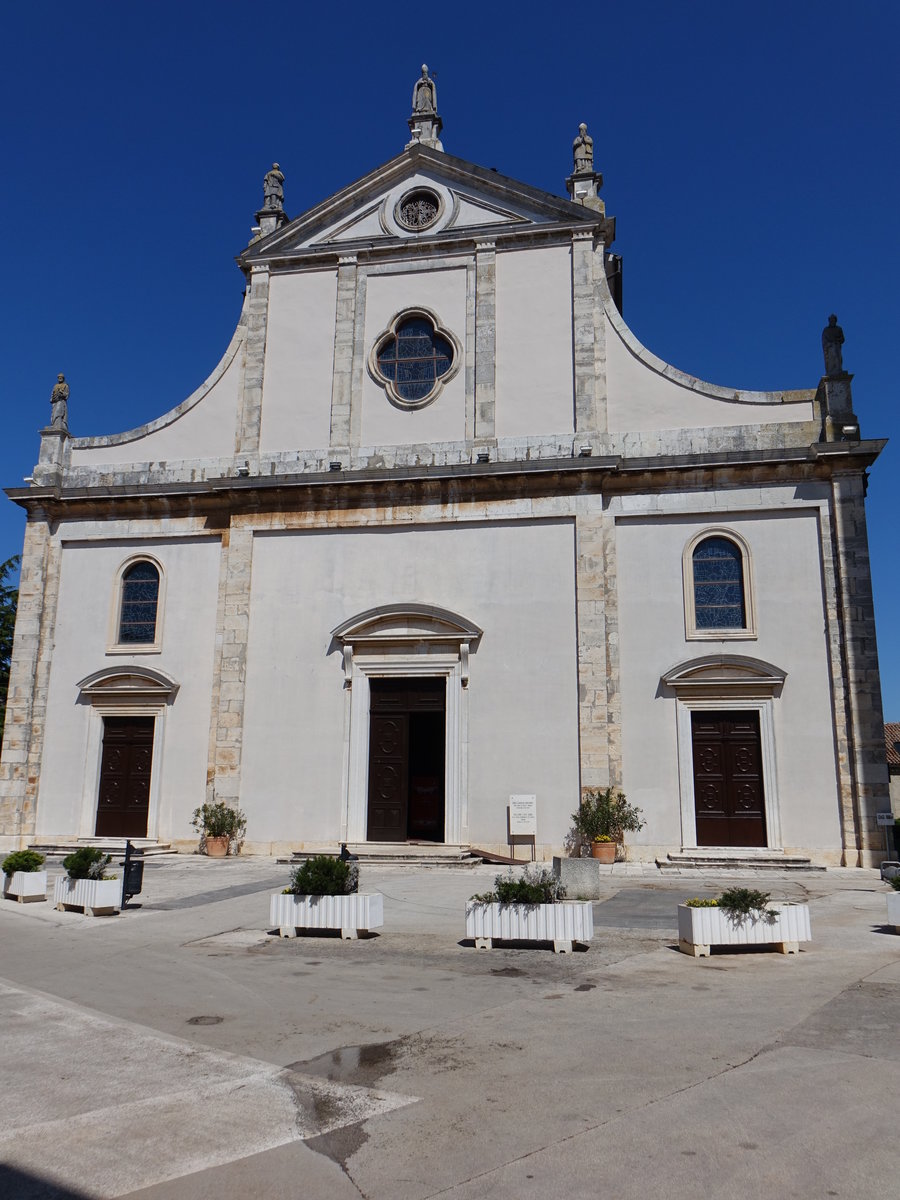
(285, 842, 483, 868)
(28, 837, 177, 859)
(657, 849, 824, 873)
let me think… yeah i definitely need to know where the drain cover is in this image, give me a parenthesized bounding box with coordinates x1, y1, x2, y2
(187, 1015, 224, 1025)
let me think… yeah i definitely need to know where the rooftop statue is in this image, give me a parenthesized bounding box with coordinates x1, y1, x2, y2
(50, 373, 69, 432)
(573, 123, 594, 174)
(822, 314, 845, 377)
(413, 64, 437, 115)
(262, 163, 285, 213)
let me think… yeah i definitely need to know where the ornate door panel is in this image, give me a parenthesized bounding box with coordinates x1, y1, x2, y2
(367, 679, 445, 843)
(95, 716, 155, 838)
(692, 711, 766, 847)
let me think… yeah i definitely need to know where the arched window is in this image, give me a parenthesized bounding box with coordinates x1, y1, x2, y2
(118, 561, 160, 645)
(683, 531, 755, 640)
(368, 308, 461, 408)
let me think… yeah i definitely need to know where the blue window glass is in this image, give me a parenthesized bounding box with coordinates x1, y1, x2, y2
(692, 537, 745, 629)
(376, 316, 453, 402)
(119, 561, 159, 644)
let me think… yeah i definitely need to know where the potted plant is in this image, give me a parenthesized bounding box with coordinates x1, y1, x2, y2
(678, 887, 811, 957)
(571, 787, 645, 862)
(53, 847, 120, 916)
(2, 849, 48, 903)
(191, 802, 247, 857)
(269, 854, 383, 940)
(886, 875, 900, 933)
(466, 867, 593, 953)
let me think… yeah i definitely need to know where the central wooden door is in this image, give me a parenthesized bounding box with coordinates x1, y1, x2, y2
(692, 711, 767, 847)
(95, 716, 155, 838)
(367, 678, 445, 842)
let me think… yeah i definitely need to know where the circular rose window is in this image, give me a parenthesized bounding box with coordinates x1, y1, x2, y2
(395, 188, 441, 231)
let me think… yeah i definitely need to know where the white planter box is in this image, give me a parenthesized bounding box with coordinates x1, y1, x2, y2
(465, 900, 594, 953)
(677, 902, 811, 957)
(53, 876, 120, 916)
(887, 892, 900, 933)
(269, 892, 383, 939)
(3, 870, 48, 903)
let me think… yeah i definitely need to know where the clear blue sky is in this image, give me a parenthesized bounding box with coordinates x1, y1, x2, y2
(2, 2, 898, 715)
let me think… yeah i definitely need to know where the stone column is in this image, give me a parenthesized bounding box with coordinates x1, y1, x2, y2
(474, 242, 496, 442)
(330, 255, 359, 453)
(0, 514, 60, 846)
(235, 265, 270, 465)
(829, 470, 890, 866)
(206, 525, 254, 807)
(574, 494, 620, 791)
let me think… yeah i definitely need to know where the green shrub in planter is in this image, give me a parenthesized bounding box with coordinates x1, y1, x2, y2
(190, 802, 247, 847)
(287, 855, 359, 896)
(472, 867, 566, 905)
(571, 787, 645, 849)
(62, 847, 112, 881)
(2, 850, 45, 875)
(717, 887, 779, 923)
(890, 876, 900, 892)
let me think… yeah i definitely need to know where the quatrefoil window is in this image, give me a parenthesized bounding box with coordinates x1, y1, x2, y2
(368, 309, 461, 409)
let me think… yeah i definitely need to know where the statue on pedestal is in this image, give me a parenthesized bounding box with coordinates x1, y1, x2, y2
(262, 163, 285, 213)
(822, 314, 845, 377)
(413, 65, 437, 115)
(573, 123, 594, 174)
(50, 374, 69, 431)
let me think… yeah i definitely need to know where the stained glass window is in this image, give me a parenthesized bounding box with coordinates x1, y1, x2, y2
(398, 190, 439, 229)
(692, 537, 745, 629)
(376, 316, 454, 403)
(119, 561, 159, 644)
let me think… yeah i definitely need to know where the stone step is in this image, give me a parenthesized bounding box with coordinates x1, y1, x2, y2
(281, 843, 484, 868)
(28, 838, 177, 858)
(658, 851, 824, 873)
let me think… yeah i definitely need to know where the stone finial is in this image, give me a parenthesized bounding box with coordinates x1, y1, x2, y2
(262, 163, 285, 213)
(822, 313, 845, 377)
(50, 373, 69, 432)
(407, 64, 443, 151)
(566, 122, 604, 213)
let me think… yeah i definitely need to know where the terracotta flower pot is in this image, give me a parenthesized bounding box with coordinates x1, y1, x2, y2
(205, 836, 230, 858)
(590, 841, 616, 863)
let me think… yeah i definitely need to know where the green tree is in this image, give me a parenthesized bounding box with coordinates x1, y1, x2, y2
(0, 556, 20, 744)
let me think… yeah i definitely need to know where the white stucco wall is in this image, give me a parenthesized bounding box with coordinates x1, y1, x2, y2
(68, 347, 243, 467)
(615, 500, 841, 854)
(360, 267, 467, 447)
(36, 535, 221, 842)
(240, 519, 579, 847)
(604, 317, 816, 432)
(495, 246, 574, 438)
(260, 269, 338, 452)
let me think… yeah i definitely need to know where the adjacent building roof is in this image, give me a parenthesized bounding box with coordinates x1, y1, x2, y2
(886, 723, 900, 770)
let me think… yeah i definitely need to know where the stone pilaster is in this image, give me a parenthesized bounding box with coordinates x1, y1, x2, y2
(206, 526, 253, 806)
(572, 231, 600, 434)
(235, 265, 270, 464)
(591, 243, 608, 434)
(474, 242, 496, 442)
(0, 514, 60, 846)
(829, 471, 890, 866)
(329, 255, 359, 451)
(574, 495, 620, 791)
(465, 259, 477, 441)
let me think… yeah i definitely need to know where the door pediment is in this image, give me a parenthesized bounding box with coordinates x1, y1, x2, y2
(331, 604, 482, 646)
(661, 655, 786, 697)
(77, 666, 180, 702)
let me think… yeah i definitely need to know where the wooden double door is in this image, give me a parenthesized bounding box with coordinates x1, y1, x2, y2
(367, 678, 446, 843)
(94, 716, 154, 838)
(691, 711, 767, 847)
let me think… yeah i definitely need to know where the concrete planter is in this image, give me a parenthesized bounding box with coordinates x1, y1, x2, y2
(3, 870, 48, 903)
(887, 892, 900, 933)
(466, 900, 594, 953)
(269, 892, 383, 939)
(677, 902, 811, 957)
(54, 876, 120, 916)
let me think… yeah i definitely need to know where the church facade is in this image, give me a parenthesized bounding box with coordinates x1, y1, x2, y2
(0, 72, 890, 865)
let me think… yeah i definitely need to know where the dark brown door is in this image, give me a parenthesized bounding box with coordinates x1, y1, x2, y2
(95, 716, 155, 837)
(692, 711, 767, 847)
(367, 679, 445, 842)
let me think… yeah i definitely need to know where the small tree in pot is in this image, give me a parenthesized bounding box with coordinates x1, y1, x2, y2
(571, 787, 645, 861)
(191, 802, 247, 857)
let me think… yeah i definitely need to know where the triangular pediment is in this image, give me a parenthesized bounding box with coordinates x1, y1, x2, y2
(241, 146, 609, 266)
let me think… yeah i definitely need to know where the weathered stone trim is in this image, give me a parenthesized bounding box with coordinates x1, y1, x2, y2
(349, 268, 368, 445)
(205, 527, 253, 807)
(329, 256, 359, 448)
(591, 243, 608, 433)
(0, 515, 59, 845)
(235, 266, 270, 461)
(465, 260, 477, 441)
(828, 471, 891, 866)
(474, 242, 496, 440)
(572, 232, 598, 432)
